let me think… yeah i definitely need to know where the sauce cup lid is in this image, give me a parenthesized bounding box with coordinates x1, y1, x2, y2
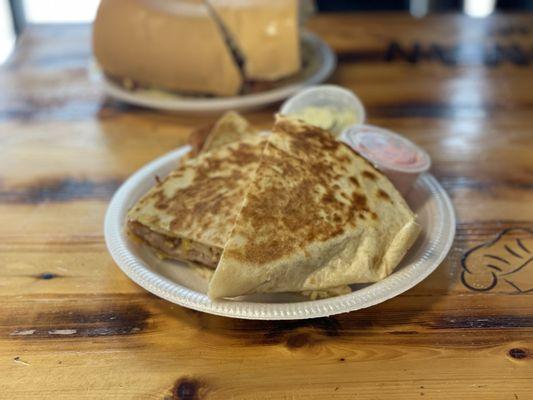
(279, 85, 366, 134)
(340, 124, 431, 174)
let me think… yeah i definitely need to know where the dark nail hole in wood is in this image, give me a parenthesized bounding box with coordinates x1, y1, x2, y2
(176, 381, 196, 400)
(172, 378, 204, 400)
(508, 348, 528, 359)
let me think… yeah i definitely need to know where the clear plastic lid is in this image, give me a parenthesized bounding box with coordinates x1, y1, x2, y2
(279, 85, 366, 135)
(341, 125, 431, 173)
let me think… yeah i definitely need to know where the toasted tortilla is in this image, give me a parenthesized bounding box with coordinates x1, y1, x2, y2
(201, 111, 257, 154)
(186, 111, 257, 164)
(127, 135, 265, 267)
(208, 117, 420, 298)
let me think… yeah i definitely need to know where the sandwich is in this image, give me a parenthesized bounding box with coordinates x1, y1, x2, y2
(93, 0, 242, 96)
(93, 0, 301, 96)
(206, 0, 300, 81)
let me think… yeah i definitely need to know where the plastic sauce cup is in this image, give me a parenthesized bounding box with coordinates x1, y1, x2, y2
(340, 124, 431, 196)
(279, 85, 366, 136)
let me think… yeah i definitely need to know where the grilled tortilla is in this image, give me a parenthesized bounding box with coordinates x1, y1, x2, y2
(202, 111, 257, 153)
(188, 111, 257, 158)
(127, 135, 265, 267)
(208, 117, 420, 298)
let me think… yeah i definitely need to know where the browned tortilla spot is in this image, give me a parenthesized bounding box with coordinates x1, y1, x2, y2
(377, 189, 392, 202)
(362, 170, 377, 181)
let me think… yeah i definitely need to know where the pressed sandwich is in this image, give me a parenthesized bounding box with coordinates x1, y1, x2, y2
(93, 0, 301, 96)
(206, 0, 301, 80)
(93, 0, 243, 96)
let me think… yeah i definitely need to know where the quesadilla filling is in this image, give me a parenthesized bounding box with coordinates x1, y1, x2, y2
(130, 219, 351, 299)
(128, 221, 222, 268)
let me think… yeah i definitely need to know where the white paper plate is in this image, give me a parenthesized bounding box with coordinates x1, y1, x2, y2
(104, 146, 455, 320)
(94, 31, 336, 114)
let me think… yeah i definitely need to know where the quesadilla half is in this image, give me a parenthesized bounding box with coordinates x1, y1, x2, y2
(127, 135, 265, 268)
(185, 111, 257, 165)
(208, 117, 420, 298)
(201, 111, 257, 154)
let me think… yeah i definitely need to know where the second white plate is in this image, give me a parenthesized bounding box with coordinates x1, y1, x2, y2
(94, 31, 336, 114)
(104, 146, 455, 320)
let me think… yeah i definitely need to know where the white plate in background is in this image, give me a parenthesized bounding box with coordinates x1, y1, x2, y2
(104, 146, 455, 320)
(93, 31, 336, 114)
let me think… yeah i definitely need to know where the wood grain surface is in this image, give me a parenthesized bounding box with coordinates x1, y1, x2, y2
(1, 13, 532, 399)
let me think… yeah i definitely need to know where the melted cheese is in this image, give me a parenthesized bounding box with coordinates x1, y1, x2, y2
(181, 238, 191, 254)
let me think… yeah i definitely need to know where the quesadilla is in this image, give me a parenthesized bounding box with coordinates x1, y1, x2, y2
(188, 111, 257, 158)
(208, 117, 420, 298)
(127, 135, 265, 268)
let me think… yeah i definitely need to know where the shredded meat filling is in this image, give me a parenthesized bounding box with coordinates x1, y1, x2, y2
(128, 221, 222, 268)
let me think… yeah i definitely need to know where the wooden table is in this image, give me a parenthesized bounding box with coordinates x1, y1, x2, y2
(1, 13, 532, 399)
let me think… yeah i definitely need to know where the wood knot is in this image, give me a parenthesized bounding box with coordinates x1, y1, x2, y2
(261, 317, 341, 348)
(172, 377, 206, 400)
(39, 273, 56, 280)
(508, 348, 529, 360)
(285, 333, 310, 349)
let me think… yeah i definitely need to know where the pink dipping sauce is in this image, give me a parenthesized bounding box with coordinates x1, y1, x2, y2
(341, 125, 431, 196)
